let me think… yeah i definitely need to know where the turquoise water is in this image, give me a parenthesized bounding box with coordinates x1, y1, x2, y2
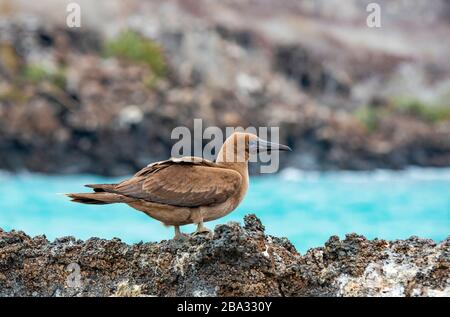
(0, 168, 449, 253)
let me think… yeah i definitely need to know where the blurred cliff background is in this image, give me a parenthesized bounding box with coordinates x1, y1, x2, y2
(1, 0, 450, 175)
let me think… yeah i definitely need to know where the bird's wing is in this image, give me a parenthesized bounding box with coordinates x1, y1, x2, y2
(133, 156, 218, 177)
(111, 157, 242, 207)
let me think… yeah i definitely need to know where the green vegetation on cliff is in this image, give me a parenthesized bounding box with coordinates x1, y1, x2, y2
(356, 97, 450, 133)
(105, 30, 167, 80)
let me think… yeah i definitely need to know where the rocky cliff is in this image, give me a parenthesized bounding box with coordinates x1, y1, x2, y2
(0, 215, 448, 297)
(1, 1, 450, 175)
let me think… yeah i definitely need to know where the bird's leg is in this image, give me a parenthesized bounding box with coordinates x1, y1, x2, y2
(192, 219, 213, 236)
(191, 209, 212, 236)
(173, 225, 189, 240)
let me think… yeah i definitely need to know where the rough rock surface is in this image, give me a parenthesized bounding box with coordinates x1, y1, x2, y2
(0, 215, 448, 297)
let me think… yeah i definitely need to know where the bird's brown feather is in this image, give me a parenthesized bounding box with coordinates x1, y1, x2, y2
(66, 192, 133, 204)
(105, 157, 242, 207)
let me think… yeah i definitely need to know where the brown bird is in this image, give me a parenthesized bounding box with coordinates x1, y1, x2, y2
(67, 132, 291, 238)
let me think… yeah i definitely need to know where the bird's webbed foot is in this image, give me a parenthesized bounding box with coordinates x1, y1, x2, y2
(192, 222, 213, 237)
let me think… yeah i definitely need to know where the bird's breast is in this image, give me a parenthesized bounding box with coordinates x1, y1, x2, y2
(202, 179, 248, 222)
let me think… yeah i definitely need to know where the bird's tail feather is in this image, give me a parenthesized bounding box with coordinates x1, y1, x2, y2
(84, 183, 117, 192)
(66, 192, 132, 205)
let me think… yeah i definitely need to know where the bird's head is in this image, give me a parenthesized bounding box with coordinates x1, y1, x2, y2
(216, 132, 291, 164)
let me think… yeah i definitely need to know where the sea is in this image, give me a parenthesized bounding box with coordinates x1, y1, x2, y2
(1, 167, 449, 253)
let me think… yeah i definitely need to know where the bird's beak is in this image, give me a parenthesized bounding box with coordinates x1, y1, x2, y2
(257, 139, 292, 152)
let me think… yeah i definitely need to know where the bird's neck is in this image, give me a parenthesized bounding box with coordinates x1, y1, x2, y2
(216, 146, 248, 176)
(216, 139, 250, 183)
(218, 161, 249, 178)
(216, 146, 250, 206)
